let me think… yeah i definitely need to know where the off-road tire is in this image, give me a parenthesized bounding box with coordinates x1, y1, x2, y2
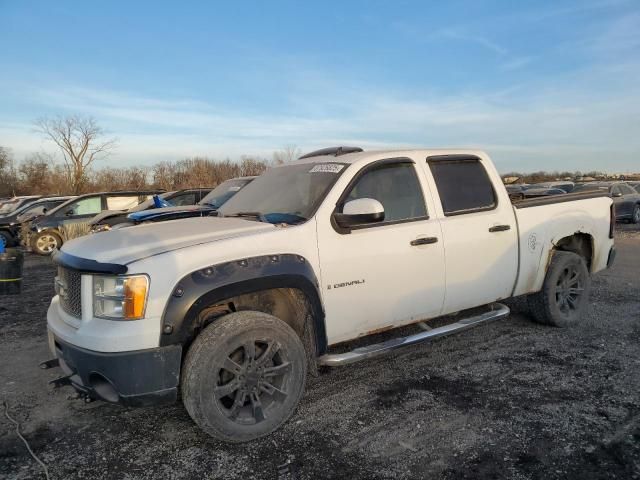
(181, 311, 307, 443)
(527, 251, 591, 327)
(31, 231, 62, 256)
(631, 204, 640, 224)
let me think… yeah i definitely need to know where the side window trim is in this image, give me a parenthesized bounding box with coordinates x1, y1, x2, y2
(331, 158, 429, 234)
(427, 155, 499, 217)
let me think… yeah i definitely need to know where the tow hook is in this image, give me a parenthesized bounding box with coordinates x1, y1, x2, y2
(49, 374, 73, 389)
(39, 358, 60, 369)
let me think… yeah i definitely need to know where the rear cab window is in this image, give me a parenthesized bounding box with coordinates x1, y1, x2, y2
(427, 157, 497, 215)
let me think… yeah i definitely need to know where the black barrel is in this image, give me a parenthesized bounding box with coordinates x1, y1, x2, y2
(0, 248, 24, 295)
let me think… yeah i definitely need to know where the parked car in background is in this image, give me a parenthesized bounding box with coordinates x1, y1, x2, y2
(627, 181, 640, 193)
(0, 195, 41, 216)
(505, 184, 526, 201)
(529, 181, 575, 193)
(28, 190, 163, 255)
(573, 182, 640, 223)
(0, 196, 74, 247)
(522, 187, 567, 199)
(120, 177, 255, 228)
(89, 188, 212, 233)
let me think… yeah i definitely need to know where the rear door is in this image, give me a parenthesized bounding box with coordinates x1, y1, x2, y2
(619, 184, 638, 218)
(422, 155, 518, 314)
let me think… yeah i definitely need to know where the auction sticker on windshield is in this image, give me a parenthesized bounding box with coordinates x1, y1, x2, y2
(309, 164, 344, 174)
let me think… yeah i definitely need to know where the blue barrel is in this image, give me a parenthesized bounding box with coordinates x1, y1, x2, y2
(0, 247, 24, 295)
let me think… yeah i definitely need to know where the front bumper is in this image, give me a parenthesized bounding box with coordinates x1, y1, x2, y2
(48, 333, 182, 406)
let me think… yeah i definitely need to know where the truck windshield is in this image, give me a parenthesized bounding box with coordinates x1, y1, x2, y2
(219, 162, 346, 224)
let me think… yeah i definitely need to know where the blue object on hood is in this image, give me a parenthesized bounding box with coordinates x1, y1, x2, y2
(0, 237, 5, 253)
(153, 195, 172, 208)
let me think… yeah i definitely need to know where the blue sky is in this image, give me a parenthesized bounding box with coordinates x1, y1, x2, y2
(0, 0, 639, 172)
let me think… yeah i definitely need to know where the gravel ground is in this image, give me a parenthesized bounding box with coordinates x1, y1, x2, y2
(1, 224, 639, 480)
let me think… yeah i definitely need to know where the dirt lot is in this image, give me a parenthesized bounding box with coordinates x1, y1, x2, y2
(1, 225, 639, 480)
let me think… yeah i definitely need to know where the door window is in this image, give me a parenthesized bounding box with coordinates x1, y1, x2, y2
(107, 196, 142, 210)
(619, 184, 635, 195)
(170, 193, 197, 206)
(68, 197, 102, 216)
(341, 162, 427, 223)
(428, 158, 496, 215)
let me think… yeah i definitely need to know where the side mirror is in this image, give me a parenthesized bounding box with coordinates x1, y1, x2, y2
(42, 207, 48, 214)
(612, 192, 622, 198)
(334, 198, 385, 229)
(65, 209, 74, 216)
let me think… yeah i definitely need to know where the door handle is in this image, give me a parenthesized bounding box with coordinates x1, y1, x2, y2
(489, 225, 511, 232)
(410, 237, 438, 246)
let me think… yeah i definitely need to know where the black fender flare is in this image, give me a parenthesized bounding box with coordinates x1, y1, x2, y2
(159, 254, 327, 354)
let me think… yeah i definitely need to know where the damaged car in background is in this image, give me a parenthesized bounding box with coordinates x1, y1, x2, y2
(88, 188, 212, 233)
(42, 147, 615, 443)
(27, 190, 163, 255)
(0, 196, 74, 248)
(119, 176, 256, 228)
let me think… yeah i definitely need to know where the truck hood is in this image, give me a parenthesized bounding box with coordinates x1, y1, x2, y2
(61, 216, 275, 266)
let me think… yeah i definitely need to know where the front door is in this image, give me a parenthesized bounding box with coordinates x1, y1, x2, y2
(56, 196, 104, 240)
(317, 159, 446, 345)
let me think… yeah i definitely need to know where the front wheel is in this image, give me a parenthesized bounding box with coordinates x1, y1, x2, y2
(181, 311, 307, 442)
(31, 231, 62, 255)
(527, 251, 591, 327)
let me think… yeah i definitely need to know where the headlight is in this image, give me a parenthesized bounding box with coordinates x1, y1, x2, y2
(93, 275, 149, 320)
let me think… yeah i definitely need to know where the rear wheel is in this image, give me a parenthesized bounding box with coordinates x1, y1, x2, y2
(181, 311, 307, 442)
(527, 251, 591, 327)
(31, 231, 62, 255)
(632, 204, 640, 224)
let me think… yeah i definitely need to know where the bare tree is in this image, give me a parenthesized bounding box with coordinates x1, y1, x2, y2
(0, 146, 18, 197)
(272, 145, 301, 165)
(34, 115, 117, 194)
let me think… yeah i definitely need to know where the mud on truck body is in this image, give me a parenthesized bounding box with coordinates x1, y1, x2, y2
(44, 148, 616, 442)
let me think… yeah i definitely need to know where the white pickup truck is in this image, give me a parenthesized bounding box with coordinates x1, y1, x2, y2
(44, 147, 616, 442)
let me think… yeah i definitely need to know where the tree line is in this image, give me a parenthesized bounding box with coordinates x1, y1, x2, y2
(0, 148, 271, 197)
(0, 115, 303, 198)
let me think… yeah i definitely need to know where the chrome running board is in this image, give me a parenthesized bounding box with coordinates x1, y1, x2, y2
(318, 303, 510, 367)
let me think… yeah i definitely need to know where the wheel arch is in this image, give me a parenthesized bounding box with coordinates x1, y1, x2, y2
(160, 254, 327, 355)
(553, 232, 594, 270)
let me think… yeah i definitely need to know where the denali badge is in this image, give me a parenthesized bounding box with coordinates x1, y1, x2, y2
(328, 279, 365, 290)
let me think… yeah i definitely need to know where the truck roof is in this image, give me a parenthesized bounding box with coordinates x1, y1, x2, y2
(293, 148, 488, 168)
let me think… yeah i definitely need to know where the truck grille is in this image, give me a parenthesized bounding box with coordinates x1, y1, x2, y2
(56, 267, 82, 318)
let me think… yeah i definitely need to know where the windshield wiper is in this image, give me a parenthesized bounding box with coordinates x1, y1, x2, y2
(222, 211, 266, 222)
(262, 212, 307, 225)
